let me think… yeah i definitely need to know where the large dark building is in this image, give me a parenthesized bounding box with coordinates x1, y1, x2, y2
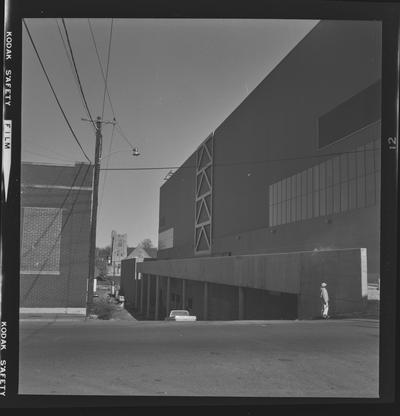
(20, 162, 93, 315)
(137, 20, 381, 320)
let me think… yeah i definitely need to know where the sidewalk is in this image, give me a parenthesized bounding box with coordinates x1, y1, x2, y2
(19, 313, 86, 322)
(19, 288, 136, 322)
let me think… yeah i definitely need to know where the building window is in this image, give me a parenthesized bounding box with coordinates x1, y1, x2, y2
(268, 138, 380, 227)
(21, 207, 63, 274)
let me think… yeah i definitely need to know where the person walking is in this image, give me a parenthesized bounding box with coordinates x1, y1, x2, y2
(320, 282, 329, 319)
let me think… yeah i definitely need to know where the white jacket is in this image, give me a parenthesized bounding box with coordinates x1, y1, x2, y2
(320, 287, 329, 303)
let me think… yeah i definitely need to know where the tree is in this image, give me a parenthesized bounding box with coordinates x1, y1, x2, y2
(138, 238, 153, 249)
(95, 246, 112, 278)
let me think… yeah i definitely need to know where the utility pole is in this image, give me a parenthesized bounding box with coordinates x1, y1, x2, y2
(83, 116, 115, 316)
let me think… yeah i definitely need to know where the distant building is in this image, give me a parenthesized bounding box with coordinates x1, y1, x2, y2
(138, 21, 381, 320)
(20, 162, 93, 315)
(108, 230, 128, 276)
(126, 246, 158, 261)
(120, 246, 157, 309)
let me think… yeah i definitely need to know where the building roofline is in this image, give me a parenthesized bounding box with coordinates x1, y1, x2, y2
(21, 160, 91, 167)
(160, 21, 322, 189)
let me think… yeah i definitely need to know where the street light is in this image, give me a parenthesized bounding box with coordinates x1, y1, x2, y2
(99, 147, 141, 161)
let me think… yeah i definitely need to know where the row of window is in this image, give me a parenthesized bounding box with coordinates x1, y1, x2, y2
(269, 139, 381, 227)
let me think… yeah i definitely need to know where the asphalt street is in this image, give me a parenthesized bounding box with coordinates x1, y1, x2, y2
(19, 318, 379, 397)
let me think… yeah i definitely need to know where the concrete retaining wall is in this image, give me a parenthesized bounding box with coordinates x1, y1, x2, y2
(138, 248, 367, 319)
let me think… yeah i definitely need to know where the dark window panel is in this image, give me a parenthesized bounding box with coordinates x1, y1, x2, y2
(277, 181, 282, 204)
(296, 174, 301, 197)
(307, 193, 313, 219)
(313, 191, 320, 217)
(269, 205, 273, 227)
(356, 145, 366, 177)
(348, 150, 357, 179)
(291, 175, 296, 200)
(307, 168, 313, 193)
(333, 156, 340, 185)
(286, 177, 292, 201)
(301, 171, 307, 196)
(269, 185, 273, 206)
(340, 153, 348, 183)
(341, 182, 349, 212)
(326, 159, 333, 187)
(282, 179, 287, 202)
(366, 173, 376, 206)
(313, 165, 319, 191)
(319, 189, 326, 216)
(357, 175, 366, 208)
(333, 184, 341, 213)
(282, 200, 287, 224)
(326, 186, 333, 215)
(272, 204, 276, 227)
(301, 195, 307, 220)
(296, 196, 301, 221)
(319, 162, 326, 190)
(277, 202, 282, 225)
(291, 198, 296, 222)
(349, 179, 357, 210)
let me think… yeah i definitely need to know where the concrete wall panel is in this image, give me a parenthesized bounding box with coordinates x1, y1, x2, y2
(140, 248, 367, 318)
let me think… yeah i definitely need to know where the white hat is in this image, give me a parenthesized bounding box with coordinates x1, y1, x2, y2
(321, 282, 327, 287)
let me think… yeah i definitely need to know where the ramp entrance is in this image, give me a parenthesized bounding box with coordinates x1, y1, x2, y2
(244, 287, 298, 320)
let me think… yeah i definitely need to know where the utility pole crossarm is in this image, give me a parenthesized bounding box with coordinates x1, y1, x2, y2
(81, 117, 116, 126)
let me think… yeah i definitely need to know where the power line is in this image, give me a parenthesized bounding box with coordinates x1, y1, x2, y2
(87, 18, 135, 150)
(87, 18, 117, 117)
(61, 18, 97, 133)
(102, 19, 114, 120)
(23, 19, 92, 163)
(99, 122, 116, 210)
(96, 19, 116, 213)
(116, 123, 136, 149)
(98, 148, 380, 171)
(55, 18, 94, 126)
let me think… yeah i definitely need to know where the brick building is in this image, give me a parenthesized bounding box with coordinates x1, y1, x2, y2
(20, 162, 93, 315)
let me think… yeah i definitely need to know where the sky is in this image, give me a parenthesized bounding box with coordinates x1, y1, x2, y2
(22, 18, 318, 248)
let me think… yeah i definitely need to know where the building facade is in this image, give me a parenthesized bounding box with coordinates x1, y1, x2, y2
(138, 20, 381, 320)
(120, 246, 157, 310)
(20, 162, 93, 314)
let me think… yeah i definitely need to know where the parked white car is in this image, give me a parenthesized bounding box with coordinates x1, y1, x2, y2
(165, 310, 197, 321)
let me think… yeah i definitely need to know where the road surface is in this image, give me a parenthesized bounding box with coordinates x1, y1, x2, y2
(19, 318, 379, 397)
